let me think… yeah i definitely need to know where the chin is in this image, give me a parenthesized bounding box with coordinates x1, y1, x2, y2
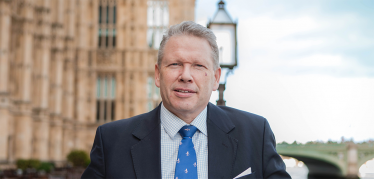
(171, 101, 197, 112)
(178, 105, 196, 112)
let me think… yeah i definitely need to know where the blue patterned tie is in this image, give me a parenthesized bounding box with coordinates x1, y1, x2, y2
(174, 125, 198, 179)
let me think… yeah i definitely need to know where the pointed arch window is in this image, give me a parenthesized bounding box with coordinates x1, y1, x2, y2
(98, 0, 116, 48)
(147, 0, 169, 49)
(96, 74, 116, 122)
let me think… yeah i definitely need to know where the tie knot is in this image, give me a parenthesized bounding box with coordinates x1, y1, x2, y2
(179, 125, 198, 138)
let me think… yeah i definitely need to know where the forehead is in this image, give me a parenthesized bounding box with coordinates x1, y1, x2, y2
(162, 35, 213, 64)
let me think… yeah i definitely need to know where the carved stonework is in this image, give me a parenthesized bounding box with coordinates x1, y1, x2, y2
(0, 0, 195, 166)
(96, 50, 116, 66)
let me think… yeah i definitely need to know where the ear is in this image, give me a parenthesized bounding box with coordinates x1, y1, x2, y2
(155, 63, 161, 88)
(213, 67, 221, 91)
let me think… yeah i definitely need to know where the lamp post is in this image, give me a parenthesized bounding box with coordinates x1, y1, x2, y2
(208, 0, 237, 106)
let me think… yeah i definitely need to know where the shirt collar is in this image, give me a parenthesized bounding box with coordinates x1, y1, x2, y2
(160, 103, 208, 139)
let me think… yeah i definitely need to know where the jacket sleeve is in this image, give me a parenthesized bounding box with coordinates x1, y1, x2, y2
(81, 126, 105, 179)
(262, 119, 291, 179)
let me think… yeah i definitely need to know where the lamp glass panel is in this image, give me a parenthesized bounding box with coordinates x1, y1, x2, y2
(212, 9, 233, 23)
(210, 24, 235, 66)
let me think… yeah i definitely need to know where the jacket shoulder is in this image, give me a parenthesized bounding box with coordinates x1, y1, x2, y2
(99, 107, 159, 135)
(217, 105, 267, 123)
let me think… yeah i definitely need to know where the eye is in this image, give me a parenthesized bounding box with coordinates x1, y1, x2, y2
(170, 63, 179, 66)
(195, 64, 204, 67)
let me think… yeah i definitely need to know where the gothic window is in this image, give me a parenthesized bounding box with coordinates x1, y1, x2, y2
(96, 75, 116, 122)
(98, 0, 116, 48)
(147, 0, 169, 49)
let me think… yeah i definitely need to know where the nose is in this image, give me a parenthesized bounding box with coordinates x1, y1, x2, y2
(179, 65, 193, 83)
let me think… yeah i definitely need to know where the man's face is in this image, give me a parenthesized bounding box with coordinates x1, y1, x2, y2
(155, 35, 221, 119)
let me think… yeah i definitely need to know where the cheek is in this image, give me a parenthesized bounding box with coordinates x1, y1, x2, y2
(162, 70, 180, 82)
(197, 74, 214, 88)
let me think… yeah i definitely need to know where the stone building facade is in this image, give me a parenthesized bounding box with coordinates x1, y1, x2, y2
(0, 0, 195, 166)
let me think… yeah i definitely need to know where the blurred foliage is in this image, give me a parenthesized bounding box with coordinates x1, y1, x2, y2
(28, 159, 41, 169)
(16, 159, 40, 170)
(37, 162, 54, 172)
(278, 139, 374, 145)
(278, 141, 329, 145)
(67, 150, 90, 167)
(85, 158, 91, 167)
(16, 159, 28, 171)
(327, 140, 338, 144)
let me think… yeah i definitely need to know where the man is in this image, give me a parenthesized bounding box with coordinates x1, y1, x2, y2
(82, 21, 290, 179)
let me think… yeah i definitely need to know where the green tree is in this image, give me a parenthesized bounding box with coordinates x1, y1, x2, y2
(16, 159, 41, 170)
(37, 162, 54, 173)
(67, 150, 90, 167)
(16, 159, 28, 170)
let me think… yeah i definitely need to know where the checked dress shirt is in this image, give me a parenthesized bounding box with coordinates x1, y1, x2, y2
(160, 103, 208, 179)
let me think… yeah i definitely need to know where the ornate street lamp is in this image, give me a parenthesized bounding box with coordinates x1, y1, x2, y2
(207, 0, 237, 106)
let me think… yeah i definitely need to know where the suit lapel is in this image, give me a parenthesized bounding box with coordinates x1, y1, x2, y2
(207, 103, 238, 178)
(129, 103, 238, 178)
(131, 105, 162, 179)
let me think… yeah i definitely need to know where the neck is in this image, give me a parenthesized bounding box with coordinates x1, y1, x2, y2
(162, 103, 207, 124)
(173, 113, 196, 124)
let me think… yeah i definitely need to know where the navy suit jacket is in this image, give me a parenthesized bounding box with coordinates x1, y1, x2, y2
(82, 103, 291, 179)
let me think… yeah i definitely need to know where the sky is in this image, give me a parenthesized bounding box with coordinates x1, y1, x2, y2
(196, 0, 374, 144)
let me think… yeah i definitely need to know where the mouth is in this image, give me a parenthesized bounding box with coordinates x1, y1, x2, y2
(175, 90, 193, 93)
(174, 88, 196, 93)
(173, 88, 196, 97)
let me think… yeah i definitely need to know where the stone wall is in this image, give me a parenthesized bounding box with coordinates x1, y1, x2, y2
(0, 0, 195, 167)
